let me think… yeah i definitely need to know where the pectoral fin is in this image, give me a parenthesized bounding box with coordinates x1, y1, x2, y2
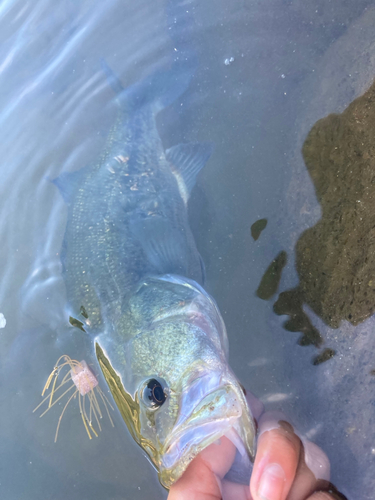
(130, 214, 190, 277)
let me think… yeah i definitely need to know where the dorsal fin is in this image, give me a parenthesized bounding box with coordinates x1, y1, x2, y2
(166, 142, 213, 200)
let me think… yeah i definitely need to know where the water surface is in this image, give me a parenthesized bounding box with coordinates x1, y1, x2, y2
(1, 1, 375, 498)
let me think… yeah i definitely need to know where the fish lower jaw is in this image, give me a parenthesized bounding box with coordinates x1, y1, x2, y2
(158, 419, 247, 489)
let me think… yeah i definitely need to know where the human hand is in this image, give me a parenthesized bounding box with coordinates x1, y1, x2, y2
(168, 404, 346, 500)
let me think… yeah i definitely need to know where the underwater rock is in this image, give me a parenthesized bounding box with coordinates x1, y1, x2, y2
(256, 250, 287, 301)
(312, 348, 336, 366)
(297, 80, 375, 328)
(251, 218, 267, 241)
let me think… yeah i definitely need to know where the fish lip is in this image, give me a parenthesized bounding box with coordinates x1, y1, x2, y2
(159, 377, 253, 487)
(161, 416, 243, 468)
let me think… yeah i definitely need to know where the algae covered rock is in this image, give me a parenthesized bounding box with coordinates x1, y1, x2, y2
(296, 81, 375, 328)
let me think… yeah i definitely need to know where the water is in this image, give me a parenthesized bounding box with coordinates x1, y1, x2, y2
(1, 0, 375, 498)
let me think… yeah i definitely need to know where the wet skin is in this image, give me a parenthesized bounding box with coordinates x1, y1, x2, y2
(168, 409, 344, 500)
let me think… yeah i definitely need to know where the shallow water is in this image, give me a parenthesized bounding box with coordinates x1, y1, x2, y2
(1, 0, 375, 498)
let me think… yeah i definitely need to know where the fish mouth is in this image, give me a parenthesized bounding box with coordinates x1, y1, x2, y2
(159, 372, 256, 488)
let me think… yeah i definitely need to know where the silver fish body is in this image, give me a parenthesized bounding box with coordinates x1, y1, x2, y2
(56, 63, 256, 487)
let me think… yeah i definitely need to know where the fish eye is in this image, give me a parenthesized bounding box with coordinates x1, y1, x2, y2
(142, 378, 167, 409)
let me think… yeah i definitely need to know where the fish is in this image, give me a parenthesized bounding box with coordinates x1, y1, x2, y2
(52, 61, 256, 488)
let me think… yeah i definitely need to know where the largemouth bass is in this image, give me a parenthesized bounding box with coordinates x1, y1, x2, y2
(53, 62, 256, 488)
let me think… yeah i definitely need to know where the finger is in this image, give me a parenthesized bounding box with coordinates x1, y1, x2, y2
(287, 440, 330, 500)
(250, 412, 301, 500)
(222, 479, 252, 500)
(199, 436, 237, 478)
(302, 439, 330, 482)
(286, 459, 318, 500)
(307, 483, 349, 500)
(168, 437, 236, 500)
(307, 492, 342, 500)
(167, 456, 222, 500)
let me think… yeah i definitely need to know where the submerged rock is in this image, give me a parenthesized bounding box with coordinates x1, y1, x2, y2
(251, 218, 267, 241)
(256, 250, 287, 301)
(297, 80, 375, 328)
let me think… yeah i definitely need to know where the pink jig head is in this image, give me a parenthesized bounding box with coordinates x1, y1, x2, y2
(33, 355, 114, 442)
(71, 360, 99, 396)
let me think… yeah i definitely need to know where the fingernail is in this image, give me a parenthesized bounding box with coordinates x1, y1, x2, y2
(258, 463, 286, 500)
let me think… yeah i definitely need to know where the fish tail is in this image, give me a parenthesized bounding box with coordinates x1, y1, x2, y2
(101, 56, 196, 114)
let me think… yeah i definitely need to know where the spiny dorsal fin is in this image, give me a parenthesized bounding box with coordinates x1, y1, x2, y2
(166, 142, 213, 200)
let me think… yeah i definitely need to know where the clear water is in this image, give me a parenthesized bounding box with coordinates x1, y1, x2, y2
(1, 0, 374, 498)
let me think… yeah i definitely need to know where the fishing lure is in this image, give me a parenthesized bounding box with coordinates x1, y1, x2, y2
(33, 355, 114, 441)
